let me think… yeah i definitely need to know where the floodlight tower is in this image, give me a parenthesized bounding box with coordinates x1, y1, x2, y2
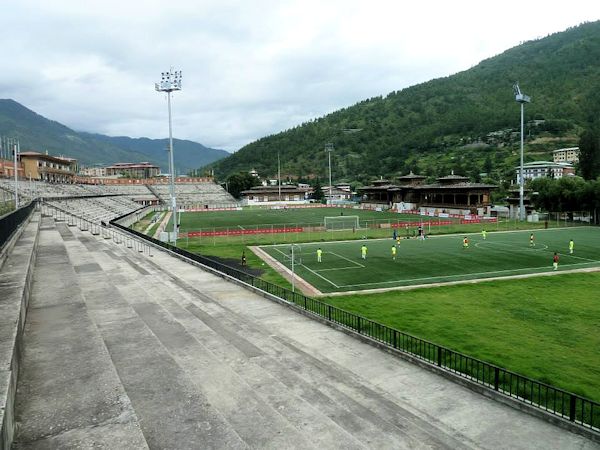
(155, 69, 182, 244)
(325, 143, 334, 205)
(514, 82, 530, 222)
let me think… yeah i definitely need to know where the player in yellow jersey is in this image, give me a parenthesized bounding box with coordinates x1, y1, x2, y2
(391, 245, 397, 260)
(317, 247, 323, 263)
(463, 236, 469, 249)
(569, 239, 574, 254)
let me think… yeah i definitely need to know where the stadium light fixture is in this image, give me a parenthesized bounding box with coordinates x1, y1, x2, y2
(155, 68, 182, 244)
(514, 82, 530, 222)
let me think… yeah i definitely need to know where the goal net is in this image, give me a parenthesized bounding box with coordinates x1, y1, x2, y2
(324, 215, 360, 231)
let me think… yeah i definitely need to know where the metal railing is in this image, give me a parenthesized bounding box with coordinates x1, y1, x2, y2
(41, 202, 154, 257)
(109, 216, 600, 435)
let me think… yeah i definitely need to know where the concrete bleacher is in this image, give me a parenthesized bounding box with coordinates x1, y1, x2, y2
(1, 205, 598, 448)
(0, 179, 238, 210)
(148, 182, 238, 208)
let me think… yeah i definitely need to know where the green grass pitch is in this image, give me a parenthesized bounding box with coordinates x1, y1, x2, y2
(173, 207, 436, 230)
(259, 227, 600, 293)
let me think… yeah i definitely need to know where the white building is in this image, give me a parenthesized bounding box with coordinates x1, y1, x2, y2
(323, 186, 353, 202)
(516, 161, 575, 182)
(552, 147, 579, 163)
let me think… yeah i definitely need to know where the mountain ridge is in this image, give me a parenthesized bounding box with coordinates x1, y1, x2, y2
(0, 99, 229, 173)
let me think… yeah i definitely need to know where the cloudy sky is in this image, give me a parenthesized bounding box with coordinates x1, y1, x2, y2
(1, 1, 599, 152)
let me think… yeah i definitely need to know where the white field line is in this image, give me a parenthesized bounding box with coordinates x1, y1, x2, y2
(314, 266, 363, 272)
(300, 264, 340, 288)
(238, 224, 246, 230)
(329, 251, 365, 268)
(475, 241, 598, 262)
(337, 260, 600, 289)
(271, 247, 339, 288)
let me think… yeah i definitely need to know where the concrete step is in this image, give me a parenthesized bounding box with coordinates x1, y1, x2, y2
(67, 227, 372, 448)
(0, 212, 39, 450)
(12, 218, 148, 449)
(60, 224, 247, 449)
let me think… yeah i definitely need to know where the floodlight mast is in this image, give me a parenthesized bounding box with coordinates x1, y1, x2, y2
(155, 69, 182, 245)
(325, 143, 334, 205)
(514, 82, 530, 222)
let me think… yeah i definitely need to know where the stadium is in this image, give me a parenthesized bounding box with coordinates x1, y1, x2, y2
(1, 174, 599, 448)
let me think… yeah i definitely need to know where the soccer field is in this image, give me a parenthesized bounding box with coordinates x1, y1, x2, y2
(259, 227, 600, 293)
(174, 206, 439, 230)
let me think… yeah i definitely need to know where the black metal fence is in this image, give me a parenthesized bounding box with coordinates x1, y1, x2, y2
(0, 201, 35, 250)
(111, 218, 599, 434)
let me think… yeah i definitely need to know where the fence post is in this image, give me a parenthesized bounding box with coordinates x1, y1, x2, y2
(327, 304, 332, 321)
(437, 347, 442, 366)
(357, 316, 361, 334)
(569, 395, 576, 422)
(494, 367, 500, 391)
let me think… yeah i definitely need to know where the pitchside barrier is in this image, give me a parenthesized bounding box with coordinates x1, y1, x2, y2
(110, 212, 599, 438)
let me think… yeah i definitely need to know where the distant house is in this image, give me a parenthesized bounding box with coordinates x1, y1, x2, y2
(240, 185, 311, 205)
(516, 161, 575, 182)
(552, 147, 579, 164)
(19, 151, 78, 183)
(80, 166, 107, 177)
(358, 171, 497, 216)
(105, 162, 160, 179)
(322, 185, 353, 203)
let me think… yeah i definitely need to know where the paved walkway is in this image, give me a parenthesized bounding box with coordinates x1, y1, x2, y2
(12, 217, 600, 449)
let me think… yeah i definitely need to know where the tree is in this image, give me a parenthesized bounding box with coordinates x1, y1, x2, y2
(578, 129, 600, 180)
(312, 178, 324, 202)
(226, 171, 260, 199)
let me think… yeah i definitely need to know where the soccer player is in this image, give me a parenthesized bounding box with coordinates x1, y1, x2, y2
(361, 244, 368, 260)
(553, 252, 559, 271)
(462, 236, 469, 249)
(317, 247, 323, 263)
(530, 233, 535, 247)
(391, 245, 397, 261)
(396, 236, 401, 246)
(569, 239, 574, 254)
(393, 229, 397, 241)
(482, 229, 487, 240)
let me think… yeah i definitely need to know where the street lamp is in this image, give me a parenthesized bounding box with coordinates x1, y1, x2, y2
(325, 143, 334, 205)
(155, 68, 182, 245)
(514, 82, 530, 222)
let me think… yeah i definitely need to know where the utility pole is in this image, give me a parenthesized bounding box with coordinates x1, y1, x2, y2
(325, 143, 334, 205)
(514, 82, 530, 222)
(13, 139, 19, 208)
(155, 68, 182, 244)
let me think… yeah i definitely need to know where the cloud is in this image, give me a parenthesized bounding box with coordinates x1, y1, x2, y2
(1, 0, 599, 152)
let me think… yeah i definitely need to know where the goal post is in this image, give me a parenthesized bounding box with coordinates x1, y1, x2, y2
(324, 215, 360, 231)
(283, 244, 302, 265)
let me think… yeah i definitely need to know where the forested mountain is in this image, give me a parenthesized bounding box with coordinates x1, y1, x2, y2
(207, 21, 600, 186)
(79, 133, 229, 174)
(0, 99, 228, 172)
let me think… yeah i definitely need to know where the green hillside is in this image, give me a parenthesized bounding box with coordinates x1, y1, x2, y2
(0, 99, 228, 172)
(207, 21, 600, 185)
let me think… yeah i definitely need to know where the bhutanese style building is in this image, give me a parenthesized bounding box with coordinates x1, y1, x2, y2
(358, 172, 497, 216)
